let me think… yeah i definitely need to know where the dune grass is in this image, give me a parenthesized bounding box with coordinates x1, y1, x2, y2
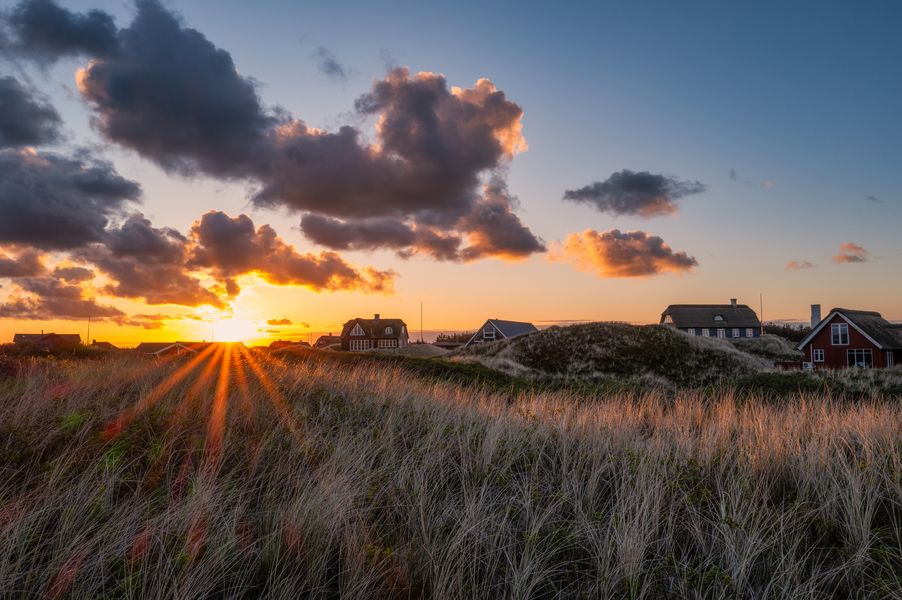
(1, 348, 901, 599)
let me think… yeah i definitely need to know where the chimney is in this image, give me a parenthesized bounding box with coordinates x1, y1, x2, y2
(730, 298, 737, 308)
(373, 313, 380, 321)
(810, 304, 821, 328)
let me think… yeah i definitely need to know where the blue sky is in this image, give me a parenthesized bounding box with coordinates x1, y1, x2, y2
(1, 0, 900, 343)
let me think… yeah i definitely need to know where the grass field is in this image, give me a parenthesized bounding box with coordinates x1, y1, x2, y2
(1, 346, 901, 598)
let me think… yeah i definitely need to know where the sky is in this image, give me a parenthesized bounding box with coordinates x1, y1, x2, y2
(0, 0, 899, 346)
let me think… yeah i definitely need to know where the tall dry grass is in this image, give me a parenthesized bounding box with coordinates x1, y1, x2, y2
(0, 350, 901, 599)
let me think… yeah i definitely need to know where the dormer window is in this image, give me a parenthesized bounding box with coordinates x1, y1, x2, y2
(350, 324, 365, 336)
(385, 326, 393, 335)
(663, 315, 673, 324)
(714, 315, 724, 322)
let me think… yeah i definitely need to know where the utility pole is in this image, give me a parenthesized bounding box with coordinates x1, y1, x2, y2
(86, 316, 91, 346)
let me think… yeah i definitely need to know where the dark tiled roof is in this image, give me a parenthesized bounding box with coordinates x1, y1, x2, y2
(830, 308, 902, 349)
(340, 318, 407, 338)
(90, 341, 118, 350)
(13, 333, 81, 344)
(135, 342, 180, 354)
(661, 304, 761, 329)
(487, 319, 539, 338)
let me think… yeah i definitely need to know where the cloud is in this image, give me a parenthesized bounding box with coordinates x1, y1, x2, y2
(866, 195, 882, 204)
(0, 76, 62, 148)
(832, 242, 869, 264)
(563, 170, 706, 217)
(74, 0, 277, 177)
(313, 46, 348, 80)
(785, 260, 814, 271)
(78, 213, 224, 308)
(0, 148, 141, 249)
(187, 211, 396, 293)
(554, 229, 698, 278)
(4, 0, 120, 61)
(0, 276, 124, 320)
(0, 248, 45, 277)
(729, 168, 775, 190)
(457, 178, 546, 260)
(51, 265, 94, 282)
(267, 318, 292, 326)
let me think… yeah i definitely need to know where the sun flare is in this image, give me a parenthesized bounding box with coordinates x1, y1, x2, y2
(209, 318, 258, 342)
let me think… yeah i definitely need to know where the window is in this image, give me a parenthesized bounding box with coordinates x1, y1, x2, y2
(746, 328, 755, 338)
(731, 328, 740, 338)
(350, 323, 365, 336)
(888, 352, 895, 368)
(847, 349, 872, 368)
(831, 323, 849, 345)
(663, 315, 673, 324)
(701, 328, 710, 337)
(385, 326, 393, 335)
(686, 328, 695, 336)
(483, 326, 495, 341)
(714, 315, 724, 322)
(717, 328, 726, 338)
(813, 349, 825, 362)
(349, 339, 371, 351)
(378, 339, 398, 349)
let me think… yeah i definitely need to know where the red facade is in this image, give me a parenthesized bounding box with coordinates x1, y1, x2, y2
(801, 314, 893, 369)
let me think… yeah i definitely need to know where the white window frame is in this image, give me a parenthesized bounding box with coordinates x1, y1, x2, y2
(714, 315, 724, 322)
(686, 328, 695, 336)
(731, 328, 740, 338)
(701, 328, 710, 337)
(831, 323, 849, 346)
(717, 328, 726, 339)
(813, 349, 825, 362)
(746, 328, 755, 338)
(351, 323, 365, 336)
(385, 326, 393, 335)
(483, 326, 495, 341)
(887, 352, 895, 368)
(378, 339, 398, 349)
(847, 348, 872, 368)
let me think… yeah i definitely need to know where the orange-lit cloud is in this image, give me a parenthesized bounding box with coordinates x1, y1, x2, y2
(832, 242, 869, 264)
(785, 260, 814, 270)
(554, 229, 698, 278)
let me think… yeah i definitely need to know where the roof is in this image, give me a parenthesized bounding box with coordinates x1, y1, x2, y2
(661, 304, 761, 329)
(485, 319, 539, 338)
(90, 341, 118, 350)
(340, 317, 407, 338)
(798, 308, 902, 350)
(314, 335, 342, 347)
(269, 340, 310, 349)
(13, 333, 81, 344)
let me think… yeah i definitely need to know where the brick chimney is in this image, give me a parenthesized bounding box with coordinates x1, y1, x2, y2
(373, 313, 380, 322)
(810, 304, 821, 328)
(730, 298, 737, 308)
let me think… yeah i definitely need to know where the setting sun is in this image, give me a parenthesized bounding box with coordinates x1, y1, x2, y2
(209, 317, 258, 342)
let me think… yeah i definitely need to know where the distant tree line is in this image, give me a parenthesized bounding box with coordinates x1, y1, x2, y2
(435, 331, 475, 343)
(764, 323, 812, 343)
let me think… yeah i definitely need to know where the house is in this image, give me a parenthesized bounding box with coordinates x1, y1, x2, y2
(798, 305, 902, 369)
(465, 319, 538, 347)
(340, 314, 409, 351)
(13, 332, 82, 352)
(89, 340, 118, 351)
(313, 335, 342, 349)
(268, 340, 310, 350)
(660, 299, 761, 339)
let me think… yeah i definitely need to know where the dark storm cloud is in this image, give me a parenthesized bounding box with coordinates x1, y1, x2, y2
(75, 0, 276, 177)
(188, 211, 396, 293)
(300, 214, 418, 251)
(458, 178, 546, 261)
(0, 76, 62, 148)
(0, 248, 44, 277)
(555, 229, 698, 278)
(563, 170, 707, 217)
(313, 46, 348, 80)
(5, 0, 120, 61)
(0, 149, 140, 249)
(78, 214, 224, 308)
(0, 276, 124, 320)
(51, 265, 94, 282)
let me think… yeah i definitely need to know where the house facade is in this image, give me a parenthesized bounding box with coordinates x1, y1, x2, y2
(13, 333, 81, 352)
(465, 319, 538, 347)
(340, 315, 409, 351)
(660, 299, 761, 339)
(798, 307, 902, 369)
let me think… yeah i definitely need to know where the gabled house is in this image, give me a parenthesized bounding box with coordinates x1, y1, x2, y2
(13, 333, 81, 352)
(314, 335, 342, 349)
(340, 315, 409, 351)
(798, 306, 902, 369)
(90, 340, 119, 351)
(465, 319, 538, 347)
(660, 299, 761, 339)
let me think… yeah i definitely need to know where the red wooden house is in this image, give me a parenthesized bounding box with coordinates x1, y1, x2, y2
(798, 307, 902, 369)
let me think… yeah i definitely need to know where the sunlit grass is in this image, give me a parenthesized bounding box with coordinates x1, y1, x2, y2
(0, 350, 900, 598)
